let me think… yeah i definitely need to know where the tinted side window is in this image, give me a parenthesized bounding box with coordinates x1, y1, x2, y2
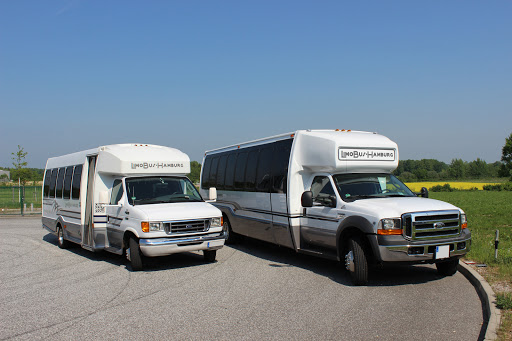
(63, 166, 74, 199)
(55, 167, 65, 198)
(311, 176, 336, 206)
(234, 152, 248, 190)
(272, 139, 293, 194)
(225, 153, 237, 190)
(43, 169, 51, 198)
(216, 155, 228, 190)
(71, 165, 82, 200)
(209, 157, 219, 188)
(256, 147, 272, 192)
(245, 149, 259, 191)
(201, 157, 212, 189)
(49, 169, 58, 198)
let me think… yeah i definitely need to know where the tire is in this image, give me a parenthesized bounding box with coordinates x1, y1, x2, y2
(203, 250, 217, 263)
(436, 259, 459, 276)
(128, 236, 144, 271)
(224, 218, 239, 245)
(344, 236, 369, 285)
(57, 226, 70, 249)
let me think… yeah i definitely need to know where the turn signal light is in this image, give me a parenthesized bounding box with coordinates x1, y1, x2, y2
(141, 222, 149, 233)
(377, 229, 403, 235)
(461, 223, 467, 229)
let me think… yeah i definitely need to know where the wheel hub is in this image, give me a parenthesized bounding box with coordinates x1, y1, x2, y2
(345, 251, 355, 272)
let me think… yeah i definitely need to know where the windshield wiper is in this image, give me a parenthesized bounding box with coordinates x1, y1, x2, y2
(344, 195, 375, 202)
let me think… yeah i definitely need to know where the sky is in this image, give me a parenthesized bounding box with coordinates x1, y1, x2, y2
(1, 1, 511, 168)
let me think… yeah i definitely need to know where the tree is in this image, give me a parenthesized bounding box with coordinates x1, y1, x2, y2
(11, 145, 30, 185)
(500, 133, 512, 180)
(467, 158, 489, 178)
(188, 161, 202, 184)
(448, 159, 467, 179)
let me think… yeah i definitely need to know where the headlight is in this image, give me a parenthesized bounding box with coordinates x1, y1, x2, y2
(149, 222, 163, 231)
(461, 213, 468, 229)
(211, 217, 223, 228)
(377, 218, 402, 235)
(141, 222, 163, 232)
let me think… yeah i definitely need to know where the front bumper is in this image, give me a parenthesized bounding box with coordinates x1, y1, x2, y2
(369, 229, 471, 263)
(139, 231, 226, 257)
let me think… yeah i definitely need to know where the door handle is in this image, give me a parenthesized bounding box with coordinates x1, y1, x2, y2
(125, 210, 129, 215)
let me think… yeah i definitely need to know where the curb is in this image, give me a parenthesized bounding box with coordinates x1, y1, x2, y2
(458, 262, 502, 341)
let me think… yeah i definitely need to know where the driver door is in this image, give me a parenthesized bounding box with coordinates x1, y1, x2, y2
(300, 175, 341, 249)
(106, 179, 126, 250)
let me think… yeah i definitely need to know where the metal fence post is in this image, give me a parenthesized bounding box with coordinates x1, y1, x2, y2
(20, 186, 24, 216)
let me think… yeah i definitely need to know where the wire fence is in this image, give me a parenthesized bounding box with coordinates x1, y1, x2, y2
(0, 186, 42, 216)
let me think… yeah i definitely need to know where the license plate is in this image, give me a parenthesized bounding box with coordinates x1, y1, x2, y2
(435, 245, 450, 259)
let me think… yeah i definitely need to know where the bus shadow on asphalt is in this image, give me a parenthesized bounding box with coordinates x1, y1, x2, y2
(42, 232, 222, 272)
(229, 237, 447, 287)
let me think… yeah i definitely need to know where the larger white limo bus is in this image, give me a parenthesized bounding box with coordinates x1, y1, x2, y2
(42, 144, 225, 270)
(200, 129, 471, 285)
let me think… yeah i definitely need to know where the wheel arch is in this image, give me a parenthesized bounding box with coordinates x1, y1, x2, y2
(336, 216, 377, 264)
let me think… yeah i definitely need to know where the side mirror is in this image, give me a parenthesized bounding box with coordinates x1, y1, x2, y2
(301, 191, 313, 208)
(208, 187, 217, 201)
(420, 187, 429, 198)
(328, 195, 337, 208)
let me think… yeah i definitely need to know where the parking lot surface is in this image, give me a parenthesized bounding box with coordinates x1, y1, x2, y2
(1, 218, 484, 340)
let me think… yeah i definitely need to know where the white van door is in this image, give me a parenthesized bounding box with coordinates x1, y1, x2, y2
(105, 179, 126, 250)
(300, 175, 340, 249)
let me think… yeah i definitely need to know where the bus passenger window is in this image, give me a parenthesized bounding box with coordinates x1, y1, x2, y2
(71, 165, 82, 200)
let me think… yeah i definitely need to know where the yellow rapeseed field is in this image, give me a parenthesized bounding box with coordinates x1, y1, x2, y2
(404, 182, 499, 192)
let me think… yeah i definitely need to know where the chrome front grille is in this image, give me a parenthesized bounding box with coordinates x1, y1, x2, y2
(165, 219, 210, 234)
(402, 210, 461, 241)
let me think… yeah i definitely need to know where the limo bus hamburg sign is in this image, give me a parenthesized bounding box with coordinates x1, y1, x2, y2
(338, 148, 396, 161)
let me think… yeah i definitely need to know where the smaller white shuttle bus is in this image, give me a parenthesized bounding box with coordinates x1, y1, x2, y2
(42, 144, 225, 270)
(200, 129, 471, 285)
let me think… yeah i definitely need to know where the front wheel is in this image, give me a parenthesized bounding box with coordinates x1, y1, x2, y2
(436, 259, 459, 276)
(127, 236, 144, 271)
(344, 236, 368, 285)
(203, 250, 217, 263)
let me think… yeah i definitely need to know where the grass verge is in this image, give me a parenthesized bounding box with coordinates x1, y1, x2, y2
(431, 191, 512, 340)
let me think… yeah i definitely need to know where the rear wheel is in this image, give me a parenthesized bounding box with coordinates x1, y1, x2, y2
(57, 226, 70, 249)
(436, 259, 459, 276)
(128, 236, 144, 271)
(203, 250, 217, 263)
(344, 236, 368, 285)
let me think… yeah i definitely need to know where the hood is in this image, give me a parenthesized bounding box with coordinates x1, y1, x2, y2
(346, 197, 460, 219)
(133, 202, 221, 221)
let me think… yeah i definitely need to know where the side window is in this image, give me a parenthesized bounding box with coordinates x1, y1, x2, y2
(43, 169, 51, 198)
(71, 165, 82, 200)
(55, 167, 65, 198)
(224, 153, 237, 190)
(63, 166, 73, 199)
(234, 152, 248, 190)
(256, 147, 272, 192)
(110, 179, 124, 204)
(216, 155, 228, 190)
(311, 176, 336, 207)
(245, 149, 259, 191)
(271, 139, 292, 194)
(201, 157, 212, 189)
(209, 157, 219, 188)
(49, 169, 58, 198)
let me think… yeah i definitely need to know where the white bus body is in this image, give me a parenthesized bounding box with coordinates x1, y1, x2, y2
(200, 130, 471, 285)
(42, 144, 225, 270)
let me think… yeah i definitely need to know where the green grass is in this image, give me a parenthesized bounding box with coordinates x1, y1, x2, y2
(0, 186, 42, 209)
(431, 191, 512, 340)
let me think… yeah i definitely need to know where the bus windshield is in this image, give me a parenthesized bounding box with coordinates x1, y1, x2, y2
(332, 173, 415, 202)
(125, 176, 203, 205)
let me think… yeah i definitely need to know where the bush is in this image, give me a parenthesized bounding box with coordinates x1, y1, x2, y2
(483, 183, 512, 191)
(429, 184, 455, 192)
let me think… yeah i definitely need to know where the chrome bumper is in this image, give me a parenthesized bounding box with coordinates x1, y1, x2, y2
(139, 231, 226, 257)
(372, 230, 471, 263)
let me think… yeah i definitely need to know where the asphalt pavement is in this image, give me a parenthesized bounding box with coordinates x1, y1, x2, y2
(0, 217, 484, 340)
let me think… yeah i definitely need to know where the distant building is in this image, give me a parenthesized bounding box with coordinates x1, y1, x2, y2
(0, 170, 10, 182)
